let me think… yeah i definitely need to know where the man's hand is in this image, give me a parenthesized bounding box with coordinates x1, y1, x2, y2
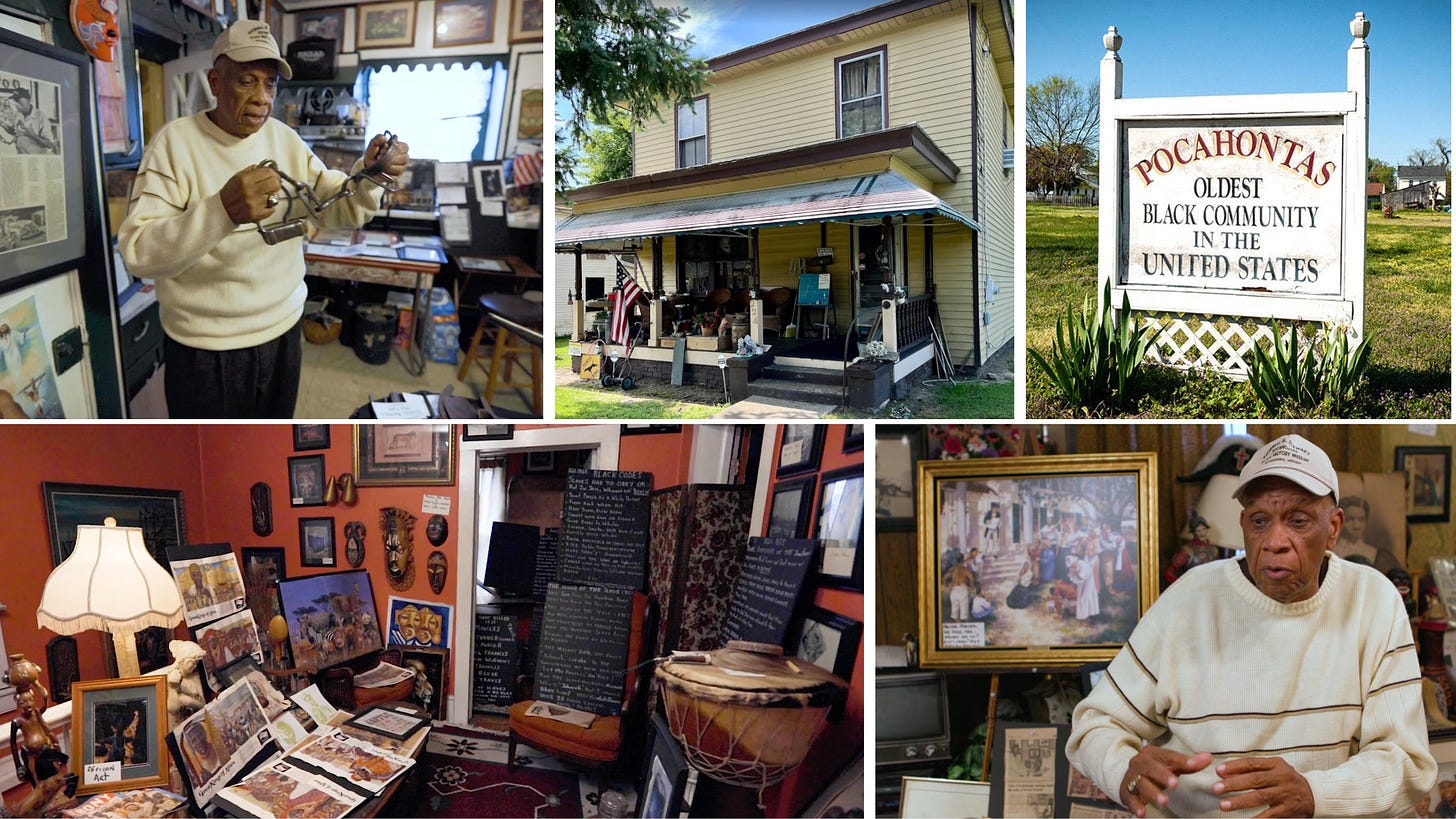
(0, 389, 28, 418)
(1214, 756, 1314, 818)
(1123, 747, 1213, 818)
(363, 133, 410, 184)
(221, 164, 283, 225)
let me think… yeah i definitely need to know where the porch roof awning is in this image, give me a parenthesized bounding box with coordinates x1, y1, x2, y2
(555, 172, 977, 246)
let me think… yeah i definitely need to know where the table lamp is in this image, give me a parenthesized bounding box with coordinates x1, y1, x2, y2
(36, 518, 184, 678)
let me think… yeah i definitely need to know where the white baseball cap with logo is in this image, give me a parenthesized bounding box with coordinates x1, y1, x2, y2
(211, 19, 293, 79)
(1231, 433, 1340, 503)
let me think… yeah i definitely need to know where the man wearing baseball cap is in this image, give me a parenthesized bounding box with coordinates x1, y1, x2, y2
(117, 19, 410, 417)
(1068, 434, 1434, 817)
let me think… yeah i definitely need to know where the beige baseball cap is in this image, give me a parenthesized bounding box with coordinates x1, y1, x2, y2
(211, 19, 292, 79)
(1231, 433, 1340, 503)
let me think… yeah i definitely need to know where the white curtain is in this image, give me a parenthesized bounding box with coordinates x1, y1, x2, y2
(474, 457, 509, 604)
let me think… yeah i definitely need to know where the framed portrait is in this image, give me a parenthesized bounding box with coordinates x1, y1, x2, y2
(875, 425, 925, 529)
(767, 476, 815, 539)
(354, 424, 456, 486)
(816, 466, 864, 590)
(636, 713, 689, 818)
(776, 424, 825, 477)
(296, 7, 345, 41)
(386, 596, 453, 649)
(900, 777, 990, 819)
(1396, 446, 1452, 523)
(463, 423, 513, 441)
(288, 454, 328, 507)
(843, 424, 864, 453)
(433, 0, 496, 47)
(525, 450, 555, 473)
(298, 517, 337, 567)
(917, 453, 1159, 668)
(42, 482, 186, 567)
(293, 424, 331, 451)
(508, 0, 542, 42)
(356, 0, 417, 48)
(1335, 471, 1408, 569)
(1425, 732, 1456, 818)
(398, 646, 449, 720)
(473, 162, 505, 201)
(988, 722, 1071, 819)
(788, 606, 861, 693)
(71, 676, 170, 796)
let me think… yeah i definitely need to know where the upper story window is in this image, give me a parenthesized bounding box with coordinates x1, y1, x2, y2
(677, 97, 708, 168)
(837, 48, 886, 138)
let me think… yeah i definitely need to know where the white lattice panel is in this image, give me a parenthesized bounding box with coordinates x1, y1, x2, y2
(1138, 311, 1322, 381)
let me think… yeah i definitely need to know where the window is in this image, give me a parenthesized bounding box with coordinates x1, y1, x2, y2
(837, 49, 885, 138)
(359, 60, 508, 162)
(677, 97, 707, 168)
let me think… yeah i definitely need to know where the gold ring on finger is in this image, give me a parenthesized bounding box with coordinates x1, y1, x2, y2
(1127, 773, 1142, 794)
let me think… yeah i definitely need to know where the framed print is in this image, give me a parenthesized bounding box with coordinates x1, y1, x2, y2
(343, 705, 429, 740)
(843, 424, 864, 452)
(508, 0, 542, 42)
(42, 482, 186, 567)
(767, 476, 815, 538)
(776, 424, 825, 477)
(1397, 446, 1452, 523)
(433, 0, 496, 48)
(354, 424, 456, 486)
(463, 423, 512, 441)
(100, 627, 172, 679)
(788, 606, 861, 697)
(1335, 470, 1408, 569)
(988, 722, 1070, 819)
(398, 646, 448, 720)
(71, 676, 170, 796)
(241, 547, 287, 649)
(917, 453, 1159, 668)
(386, 596, 453, 649)
(473, 162, 505, 201)
(293, 424, 331, 451)
(267, 0, 285, 44)
(525, 450, 555, 473)
(296, 7, 345, 41)
(816, 466, 864, 590)
(875, 425, 925, 529)
(288, 454, 328, 507)
(356, 0, 417, 48)
(1422, 732, 1456, 818)
(900, 777, 990, 819)
(298, 517, 337, 567)
(636, 713, 688, 819)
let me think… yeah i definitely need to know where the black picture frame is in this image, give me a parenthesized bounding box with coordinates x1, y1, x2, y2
(525, 450, 555, 473)
(296, 6, 345, 41)
(288, 454, 328, 507)
(1396, 445, 1452, 523)
(342, 704, 429, 740)
(42, 482, 186, 567)
(398, 646, 449, 720)
(767, 476, 816, 539)
(298, 517, 337, 567)
(293, 424, 331, 451)
(987, 721, 1071, 819)
(621, 424, 683, 436)
(1079, 660, 1111, 697)
(787, 606, 861, 721)
(637, 712, 689, 818)
(463, 423, 514, 441)
(843, 424, 864, 453)
(875, 425, 925, 531)
(45, 635, 79, 703)
(776, 424, 826, 477)
(100, 626, 173, 678)
(815, 466, 864, 591)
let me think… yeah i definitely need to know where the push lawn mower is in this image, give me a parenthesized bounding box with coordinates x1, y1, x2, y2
(600, 322, 646, 389)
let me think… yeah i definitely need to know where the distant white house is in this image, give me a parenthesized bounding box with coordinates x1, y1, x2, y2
(1396, 164, 1448, 200)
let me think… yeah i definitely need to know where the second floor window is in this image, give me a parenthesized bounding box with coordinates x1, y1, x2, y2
(838, 49, 885, 138)
(677, 98, 708, 168)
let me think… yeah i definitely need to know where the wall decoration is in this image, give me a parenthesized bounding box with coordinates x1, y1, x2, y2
(240, 548, 286, 657)
(776, 424, 825, 477)
(508, 0, 541, 42)
(356, 0, 416, 48)
(250, 482, 272, 537)
(278, 569, 384, 671)
(101, 627, 172, 678)
(525, 450, 555, 473)
(875, 426, 925, 528)
(1334, 471, 1408, 570)
(71, 676, 170, 796)
(787, 606, 861, 721)
(44, 636, 78, 704)
(298, 516, 337, 568)
(292, 424, 331, 451)
(343, 521, 366, 568)
(816, 466, 864, 590)
(767, 476, 814, 539)
(353, 424, 456, 486)
(426, 514, 448, 546)
(0, 298, 63, 418)
(385, 596, 452, 649)
(166, 544, 247, 628)
(42, 482, 185, 567)
(288, 454, 327, 507)
(296, 7, 344, 41)
(432, 0, 495, 48)
(917, 453, 1159, 668)
(194, 609, 264, 690)
(636, 713, 689, 818)
(380, 506, 417, 590)
(1397, 446, 1452, 523)
(398, 646, 448, 720)
(843, 424, 864, 452)
(462, 423, 512, 440)
(427, 551, 448, 594)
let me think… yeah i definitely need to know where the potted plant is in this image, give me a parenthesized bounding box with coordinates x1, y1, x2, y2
(693, 310, 722, 336)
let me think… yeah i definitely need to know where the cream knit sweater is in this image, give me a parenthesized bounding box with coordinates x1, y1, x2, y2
(118, 112, 382, 350)
(1067, 553, 1435, 817)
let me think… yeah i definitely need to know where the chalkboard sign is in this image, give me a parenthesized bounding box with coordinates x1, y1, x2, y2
(471, 612, 519, 713)
(535, 583, 634, 715)
(482, 522, 539, 599)
(558, 469, 653, 589)
(721, 537, 818, 646)
(531, 528, 560, 601)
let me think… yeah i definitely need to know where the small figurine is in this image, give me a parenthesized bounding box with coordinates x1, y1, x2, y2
(160, 641, 207, 731)
(903, 632, 918, 669)
(1163, 513, 1220, 586)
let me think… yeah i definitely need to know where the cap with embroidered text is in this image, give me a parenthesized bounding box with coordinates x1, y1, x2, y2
(1231, 433, 1339, 503)
(211, 19, 292, 79)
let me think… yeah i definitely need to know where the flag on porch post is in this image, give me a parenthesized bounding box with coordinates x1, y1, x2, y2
(609, 261, 645, 345)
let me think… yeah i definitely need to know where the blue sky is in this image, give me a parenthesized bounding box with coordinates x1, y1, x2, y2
(1026, 0, 1451, 165)
(667, 0, 870, 59)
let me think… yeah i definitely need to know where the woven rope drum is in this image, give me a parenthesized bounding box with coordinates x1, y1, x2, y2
(655, 641, 848, 805)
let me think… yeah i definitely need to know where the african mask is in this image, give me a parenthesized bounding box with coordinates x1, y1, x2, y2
(69, 0, 120, 62)
(344, 521, 366, 568)
(426, 515, 448, 546)
(427, 550, 447, 594)
(380, 507, 416, 591)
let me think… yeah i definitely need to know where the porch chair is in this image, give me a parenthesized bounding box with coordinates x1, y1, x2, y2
(759, 287, 796, 339)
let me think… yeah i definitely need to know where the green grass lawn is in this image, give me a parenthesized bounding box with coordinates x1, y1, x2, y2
(1026, 203, 1451, 418)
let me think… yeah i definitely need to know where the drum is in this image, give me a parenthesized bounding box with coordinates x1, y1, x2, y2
(655, 641, 848, 804)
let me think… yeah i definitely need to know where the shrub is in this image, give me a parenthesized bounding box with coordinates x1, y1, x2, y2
(1247, 323, 1371, 417)
(1027, 280, 1157, 414)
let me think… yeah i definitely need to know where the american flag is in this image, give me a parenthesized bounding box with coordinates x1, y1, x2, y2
(609, 261, 644, 345)
(508, 150, 543, 187)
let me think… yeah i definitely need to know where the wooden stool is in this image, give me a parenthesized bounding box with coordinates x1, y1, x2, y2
(457, 292, 543, 416)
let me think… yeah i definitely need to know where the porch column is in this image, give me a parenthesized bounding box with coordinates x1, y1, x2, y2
(650, 298, 664, 342)
(573, 244, 585, 340)
(881, 297, 899, 354)
(882, 215, 896, 293)
(749, 294, 764, 341)
(652, 237, 664, 294)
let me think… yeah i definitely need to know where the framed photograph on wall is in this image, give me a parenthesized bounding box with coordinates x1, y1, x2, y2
(767, 476, 815, 539)
(1396, 446, 1452, 523)
(636, 712, 689, 818)
(298, 517, 337, 567)
(787, 606, 861, 690)
(816, 466, 864, 590)
(288, 454, 327, 507)
(843, 424, 864, 453)
(875, 426, 925, 529)
(900, 777, 990, 819)
(776, 424, 825, 477)
(508, 0, 542, 42)
(293, 424, 331, 451)
(463, 423, 512, 441)
(398, 646, 449, 719)
(354, 424, 456, 486)
(433, 0, 495, 47)
(525, 450, 555, 473)
(71, 676, 170, 796)
(917, 453, 1159, 669)
(356, 0, 416, 48)
(42, 482, 186, 567)
(296, 7, 345, 41)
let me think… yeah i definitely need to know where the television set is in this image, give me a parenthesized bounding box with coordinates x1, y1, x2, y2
(480, 522, 540, 599)
(876, 671, 951, 767)
(277, 569, 384, 670)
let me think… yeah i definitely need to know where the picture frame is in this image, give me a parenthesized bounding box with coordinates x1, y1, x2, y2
(298, 517, 337, 567)
(296, 7, 345, 41)
(342, 704, 429, 740)
(767, 476, 815, 539)
(240, 547, 287, 652)
(293, 424, 331, 451)
(166, 543, 248, 629)
(356, 0, 417, 48)
(288, 454, 328, 507)
(788, 606, 861, 708)
(524, 450, 555, 473)
(816, 466, 864, 590)
(900, 777, 990, 819)
(917, 453, 1159, 668)
(463, 423, 513, 441)
(71, 676, 170, 796)
(42, 482, 186, 567)
(776, 424, 825, 477)
(353, 424, 456, 486)
(875, 425, 925, 529)
(1396, 446, 1451, 523)
(621, 424, 682, 436)
(1079, 660, 1111, 696)
(988, 722, 1070, 819)
(433, 0, 496, 48)
(843, 424, 864, 453)
(508, 0, 542, 42)
(101, 627, 173, 679)
(1418, 732, 1456, 817)
(267, 0, 285, 45)
(386, 596, 454, 649)
(636, 712, 689, 818)
(398, 646, 449, 720)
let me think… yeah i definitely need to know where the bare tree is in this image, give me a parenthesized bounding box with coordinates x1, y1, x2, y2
(1405, 139, 1448, 167)
(1026, 75, 1099, 196)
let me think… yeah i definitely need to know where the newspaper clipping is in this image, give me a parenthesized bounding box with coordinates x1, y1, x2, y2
(0, 70, 66, 256)
(1001, 726, 1059, 819)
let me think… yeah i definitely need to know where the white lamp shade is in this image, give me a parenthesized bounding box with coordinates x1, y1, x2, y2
(36, 520, 184, 635)
(1191, 474, 1246, 551)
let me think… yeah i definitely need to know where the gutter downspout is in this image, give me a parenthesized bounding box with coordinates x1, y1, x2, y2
(968, 0, 983, 372)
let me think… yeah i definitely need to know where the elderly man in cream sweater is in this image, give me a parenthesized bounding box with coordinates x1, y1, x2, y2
(118, 20, 409, 417)
(1068, 434, 1435, 818)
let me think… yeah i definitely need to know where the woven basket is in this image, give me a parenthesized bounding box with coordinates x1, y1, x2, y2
(303, 312, 342, 344)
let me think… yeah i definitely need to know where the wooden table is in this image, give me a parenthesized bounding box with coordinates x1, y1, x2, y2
(305, 253, 442, 376)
